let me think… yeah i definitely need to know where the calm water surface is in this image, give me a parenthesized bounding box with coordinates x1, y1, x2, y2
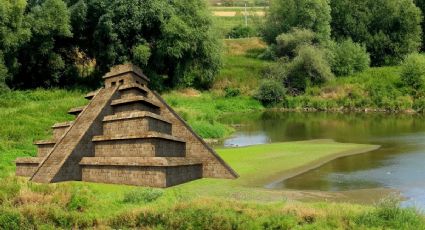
(218, 111, 425, 208)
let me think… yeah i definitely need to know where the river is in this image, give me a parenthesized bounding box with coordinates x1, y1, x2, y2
(218, 111, 425, 209)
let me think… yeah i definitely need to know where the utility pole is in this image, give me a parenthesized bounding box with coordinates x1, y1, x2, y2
(244, 1, 248, 27)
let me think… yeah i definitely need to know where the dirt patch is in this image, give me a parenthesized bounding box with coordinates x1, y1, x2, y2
(213, 11, 265, 17)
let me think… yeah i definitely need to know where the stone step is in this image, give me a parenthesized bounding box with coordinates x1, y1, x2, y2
(111, 96, 160, 115)
(102, 111, 172, 136)
(80, 157, 202, 187)
(118, 83, 148, 98)
(15, 157, 44, 177)
(68, 106, 86, 116)
(92, 132, 186, 157)
(30, 86, 119, 183)
(34, 140, 56, 157)
(85, 90, 100, 100)
(51, 121, 73, 140)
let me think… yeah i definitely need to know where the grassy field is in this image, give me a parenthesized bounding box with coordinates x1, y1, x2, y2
(4, 133, 421, 228)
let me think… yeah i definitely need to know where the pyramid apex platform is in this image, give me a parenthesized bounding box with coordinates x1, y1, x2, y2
(103, 63, 149, 88)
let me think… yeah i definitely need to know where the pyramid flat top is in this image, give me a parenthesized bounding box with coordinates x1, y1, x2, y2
(103, 63, 149, 82)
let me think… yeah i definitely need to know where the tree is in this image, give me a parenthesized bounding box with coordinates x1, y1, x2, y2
(72, 0, 221, 90)
(330, 0, 422, 66)
(275, 28, 317, 58)
(414, 0, 425, 50)
(5, 0, 73, 89)
(327, 39, 370, 76)
(262, 0, 331, 44)
(0, 0, 31, 89)
(401, 53, 425, 96)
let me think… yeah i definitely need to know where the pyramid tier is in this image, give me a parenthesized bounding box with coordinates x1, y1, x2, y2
(52, 121, 73, 140)
(102, 111, 172, 136)
(111, 96, 160, 115)
(118, 83, 148, 98)
(68, 106, 86, 116)
(85, 90, 99, 100)
(92, 132, 186, 157)
(15, 157, 44, 177)
(34, 140, 56, 157)
(80, 157, 202, 187)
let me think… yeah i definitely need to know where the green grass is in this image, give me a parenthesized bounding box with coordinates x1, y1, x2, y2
(0, 89, 423, 228)
(163, 91, 263, 138)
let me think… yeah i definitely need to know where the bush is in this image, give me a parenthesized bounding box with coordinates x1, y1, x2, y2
(275, 28, 316, 58)
(262, 0, 331, 44)
(0, 209, 21, 230)
(328, 39, 370, 76)
(123, 188, 164, 204)
(284, 45, 334, 93)
(227, 25, 257, 39)
(224, 87, 241, 98)
(401, 53, 425, 96)
(355, 197, 424, 229)
(255, 80, 286, 106)
(67, 187, 93, 212)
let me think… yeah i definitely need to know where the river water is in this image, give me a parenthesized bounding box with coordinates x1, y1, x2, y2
(218, 111, 425, 209)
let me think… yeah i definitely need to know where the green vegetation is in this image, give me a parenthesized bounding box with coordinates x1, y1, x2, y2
(330, 0, 422, 65)
(1, 0, 221, 90)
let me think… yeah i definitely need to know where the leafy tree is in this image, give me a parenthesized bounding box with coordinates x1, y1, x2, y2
(401, 53, 425, 96)
(327, 39, 370, 76)
(5, 0, 73, 88)
(414, 0, 425, 50)
(275, 28, 317, 58)
(262, 0, 331, 44)
(330, 0, 422, 66)
(75, 0, 221, 90)
(0, 0, 31, 89)
(255, 79, 286, 106)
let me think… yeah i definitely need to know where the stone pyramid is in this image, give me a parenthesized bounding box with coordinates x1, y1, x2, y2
(15, 64, 238, 187)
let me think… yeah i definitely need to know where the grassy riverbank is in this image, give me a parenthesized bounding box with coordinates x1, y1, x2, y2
(0, 89, 424, 228)
(215, 38, 425, 113)
(3, 139, 423, 229)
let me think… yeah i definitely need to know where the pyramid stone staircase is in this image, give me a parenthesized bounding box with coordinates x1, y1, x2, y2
(15, 64, 238, 187)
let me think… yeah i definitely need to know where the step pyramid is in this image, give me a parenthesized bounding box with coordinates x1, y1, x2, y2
(15, 64, 238, 187)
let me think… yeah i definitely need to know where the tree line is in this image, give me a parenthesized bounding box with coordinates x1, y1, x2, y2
(255, 0, 425, 105)
(0, 0, 220, 91)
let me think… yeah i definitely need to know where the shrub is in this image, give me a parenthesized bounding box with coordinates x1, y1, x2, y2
(262, 0, 331, 43)
(123, 188, 164, 204)
(401, 53, 425, 96)
(255, 80, 286, 106)
(67, 187, 93, 212)
(227, 25, 257, 39)
(0, 209, 21, 230)
(328, 39, 370, 76)
(275, 28, 316, 58)
(284, 45, 334, 93)
(355, 197, 425, 229)
(224, 87, 241, 98)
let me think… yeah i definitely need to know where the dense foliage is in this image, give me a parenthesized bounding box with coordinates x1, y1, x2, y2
(0, 0, 221, 90)
(330, 0, 422, 66)
(327, 39, 370, 76)
(255, 79, 285, 106)
(401, 53, 425, 97)
(262, 0, 331, 44)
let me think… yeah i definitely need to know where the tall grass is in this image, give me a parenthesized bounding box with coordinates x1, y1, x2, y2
(0, 89, 87, 176)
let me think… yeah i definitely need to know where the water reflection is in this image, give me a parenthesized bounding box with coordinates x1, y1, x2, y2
(219, 111, 425, 207)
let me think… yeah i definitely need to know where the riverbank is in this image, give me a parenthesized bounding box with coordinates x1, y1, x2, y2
(3, 140, 421, 228)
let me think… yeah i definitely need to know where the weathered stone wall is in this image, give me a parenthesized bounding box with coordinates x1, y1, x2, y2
(165, 165, 203, 187)
(94, 139, 185, 157)
(30, 87, 119, 183)
(113, 103, 159, 115)
(37, 143, 55, 157)
(82, 165, 166, 187)
(103, 117, 171, 136)
(149, 91, 238, 179)
(16, 163, 39, 177)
